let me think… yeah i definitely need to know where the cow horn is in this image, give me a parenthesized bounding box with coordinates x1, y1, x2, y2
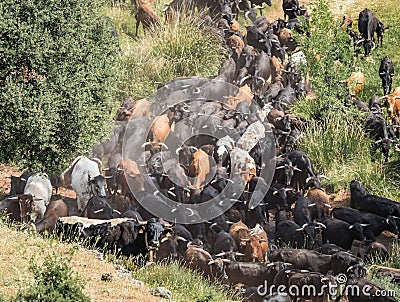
(5, 175, 11, 178)
(319, 175, 330, 180)
(375, 139, 383, 144)
(355, 38, 365, 45)
(215, 252, 226, 257)
(244, 11, 250, 19)
(239, 75, 251, 86)
(175, 147, 183, 155)
(177, 236, 188, 242)
(222, 259, 231, 263)
(113, 209, 121, 215)
(273, 190, 279, 195)
(117, 168, 126, 171)
(307, 203, 316, 207)
(360, 223, 370, 227)
(275, 166, 285, 170)
(167, 190, 176, 197)
(295, 227, 304, 231)
(154, 190, 160, 195)
(141, 142, 152, 148)
(8, 197, 18, 200)
(347, 265, 354, 272)
(266, 263, 275, 267)
(316, 222, 326, 229)
(241, 238, 250, 242)
(160, 236, 169, 243)
(371, 41, 376, 51)
(305, 176, 313, 183)
(324, 203, 332, 208)
(235, 252, 245, 256)
(102, 167, 110, 171)
(187, 208, 194, 216)
(138, 220, 147, 226)
(293, 166, 302, 172)
(257, 77, 266, 85)
(93, 209, 104, 214)
(129, 174, 137, 178)
(284, 188, 294, 192)
(103, 175, 113, 179)
(208, 260, 215, 265)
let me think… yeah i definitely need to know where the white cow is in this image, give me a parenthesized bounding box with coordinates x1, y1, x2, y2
(64, 156, 107, 214)
(9, 173, 52, 222)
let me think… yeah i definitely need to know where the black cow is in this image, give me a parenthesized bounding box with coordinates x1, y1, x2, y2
(318, 217, 365, 250)
(330, 250, 366, 277)
(245, 26, 271, 55)
(365, 112, 394, 162)
(86, 196, 115, 220)
(379, 56, 394, 95)
(331, 207, 398, 241)
(282, 0, 300, 20)
(269, 248, 332, 274)
(350, 181, 400, 218)
(357, 8, 378, 55)
(275, 220, 323, 249)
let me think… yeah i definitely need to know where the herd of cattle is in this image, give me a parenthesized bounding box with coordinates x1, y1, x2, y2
(1, 0, 400, 301)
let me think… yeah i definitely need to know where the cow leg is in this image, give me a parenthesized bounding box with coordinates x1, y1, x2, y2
(77, 196, 82, 212)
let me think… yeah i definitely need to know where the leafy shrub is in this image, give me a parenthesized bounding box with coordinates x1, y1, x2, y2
(0, 0, 120, 173)
(12, 254, 89, 302)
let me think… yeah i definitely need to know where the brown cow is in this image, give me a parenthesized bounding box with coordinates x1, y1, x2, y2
(188, 149, 211, 190)
(226, 85, 254, 110)
(271, 56, 284, 83)
(341, 16, 353, 31)
(346, 71, 365, 97)
(116, 159, 145, 196)
(229, 221, 250, 253)
(135, 0, 159, 36)
(183, 244, 214, 279)
(226, 35, 245, 57)
(244, 224, 269, 262)
(32, 199, 69, 233)
(380, 87, 400, 118)
(128, 98, 150, 120)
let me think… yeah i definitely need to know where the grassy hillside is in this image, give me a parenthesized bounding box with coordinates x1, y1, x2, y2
(291, 0, 400, 200)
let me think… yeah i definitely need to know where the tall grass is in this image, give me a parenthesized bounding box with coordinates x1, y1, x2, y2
(106, 6, 226, 99)
(131, 260, 241, 302)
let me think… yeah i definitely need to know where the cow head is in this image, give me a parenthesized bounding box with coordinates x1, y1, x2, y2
(89, 175, 106, 197)
(143, 218, 174, 250)
(15, 194, 34, 223)
(245, 233, 268, 261)
(348, 223, 366, 241)
(87, 196, 114, 220)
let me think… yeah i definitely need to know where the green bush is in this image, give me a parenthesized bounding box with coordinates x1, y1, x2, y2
(291, 0, 354, 120)
(0, 0, 120, 173)
(12, 254, 89, 302)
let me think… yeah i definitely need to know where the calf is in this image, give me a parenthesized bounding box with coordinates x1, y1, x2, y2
(32, 199, 68, 233)
(379, 56, 394, 95)
(9, 173, 53, 222)
(347, 71, 365, 97)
